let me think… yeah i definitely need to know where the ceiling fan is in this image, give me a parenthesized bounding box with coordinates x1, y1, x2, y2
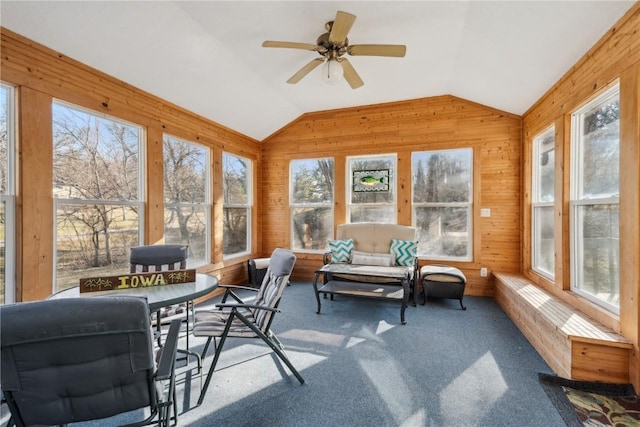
(262, 11, 406, 89)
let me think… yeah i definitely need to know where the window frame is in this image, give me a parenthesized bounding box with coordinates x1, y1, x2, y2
(1, 83, 16, 304)
(222, 152, 252, 259)
(52, 100, 145, 293)
(570, 82, 620, 314)
(346, 153, 397, 224)
(289, 157, 334, 253)
(163, 134, 211, 268)
(532, 125, 556, 279)
(411, 148, 473, 262)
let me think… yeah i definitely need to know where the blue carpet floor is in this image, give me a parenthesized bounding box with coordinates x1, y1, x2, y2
(2, 280, 566, 426)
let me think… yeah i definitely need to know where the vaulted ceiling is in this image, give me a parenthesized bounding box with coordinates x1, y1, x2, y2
(1, 1, 635, 141)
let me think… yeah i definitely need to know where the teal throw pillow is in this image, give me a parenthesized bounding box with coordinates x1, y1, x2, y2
(390, 239, 417, 266)
(329, 239, 354, 263)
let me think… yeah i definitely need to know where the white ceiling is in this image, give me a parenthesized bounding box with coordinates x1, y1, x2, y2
(1, 1, 635, 141)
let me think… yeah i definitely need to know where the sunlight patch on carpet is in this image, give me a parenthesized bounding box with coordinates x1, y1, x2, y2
(375, 320, 396, 335)
(199, 348, 325, 410)
(280, 328, 350, 347)
(346, 336, 367, 348)
(357, 342, 414, 424)
(439, 351, 507, 424)
(401, 408, 428, 427)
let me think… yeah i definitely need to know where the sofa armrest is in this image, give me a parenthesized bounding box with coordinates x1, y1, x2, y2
(323, 252, 332, 265)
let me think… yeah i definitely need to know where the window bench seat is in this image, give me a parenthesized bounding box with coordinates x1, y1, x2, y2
(494, 272, 632, 384)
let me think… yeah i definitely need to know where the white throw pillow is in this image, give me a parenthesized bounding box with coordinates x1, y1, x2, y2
(350, 251, 396, 267)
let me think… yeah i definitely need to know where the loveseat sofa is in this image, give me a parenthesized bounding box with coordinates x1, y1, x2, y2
(325, 222, 417, 274)
(314, 223, 418, 323)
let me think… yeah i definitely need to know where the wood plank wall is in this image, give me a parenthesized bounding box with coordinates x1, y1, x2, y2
(1, 28, 262, 300)
(522, 3, 640, 390)
(262, 96, 522, 296)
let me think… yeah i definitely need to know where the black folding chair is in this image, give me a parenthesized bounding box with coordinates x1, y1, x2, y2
(130, 244, 201, 372)
(0, 296, 180, 427)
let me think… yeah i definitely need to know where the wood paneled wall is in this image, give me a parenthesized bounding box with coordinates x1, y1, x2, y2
(522, 4, 640, 390)
(262, 96, 522, 296)
(1, 28, 262, 300)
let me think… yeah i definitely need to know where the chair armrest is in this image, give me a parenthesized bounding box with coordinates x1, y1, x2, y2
(221, 284, 260, 292)
(156, 319, 181, 381)
(216, 302, 281, 313)
(219, 284, 259, 306)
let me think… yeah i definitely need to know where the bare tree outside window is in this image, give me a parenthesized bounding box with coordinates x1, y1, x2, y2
(0, 86, 7, 304)
(53, 102, 143, 291)
(223, 153, 251, 256)
(0, 87, 8, 196)
(571, 84, 620, 313)
(290, 158, 334, 250)
(164, 136, 209, 265)
(0, 83, 16, 304)
(533, 126, 555, 278)
(412, 149, 472, 260)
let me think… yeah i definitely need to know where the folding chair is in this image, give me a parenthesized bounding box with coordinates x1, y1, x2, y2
(193, 248, 304, 406)
(130, 244, 201, 371)
(130, 244, 190, 325)
(0, 296, 180, 427)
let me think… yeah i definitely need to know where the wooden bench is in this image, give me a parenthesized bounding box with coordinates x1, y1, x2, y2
(494, 272, 632, 383)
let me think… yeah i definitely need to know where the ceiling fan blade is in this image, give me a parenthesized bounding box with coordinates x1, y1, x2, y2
(262, 41, 319, 51)
(287, 58, 324, 84)
(329, 11, 356, 45)
(348, 44, 407, 57)
(338, 58, 364, 89)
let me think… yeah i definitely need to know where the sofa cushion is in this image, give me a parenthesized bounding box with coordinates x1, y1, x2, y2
(329, 239, 354, 263)
(351, 251, 396, 267)
(390, 239, 417, 266)
(336, 223, 416, 254)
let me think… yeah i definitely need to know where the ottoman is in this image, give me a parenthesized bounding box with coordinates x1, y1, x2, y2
(420, 264, 467, 310)
(247, 257, 270, 287)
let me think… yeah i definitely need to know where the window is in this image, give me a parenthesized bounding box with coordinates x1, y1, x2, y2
(0, 84, 16, 304)
(532, 126, 555, 278)
(412, 149, 472, 261)
(290, 158, 334, 251)
(222, 152, 251, 257)
(347, 154, 396, 223)
(53, 101, 144, 292)
(164, 135, 210, 266)
(570, 83, 620, 313)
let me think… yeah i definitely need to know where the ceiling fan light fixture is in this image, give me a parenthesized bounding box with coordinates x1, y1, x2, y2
(321, 59, 343, 85)
(263, 10, 405, 88)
